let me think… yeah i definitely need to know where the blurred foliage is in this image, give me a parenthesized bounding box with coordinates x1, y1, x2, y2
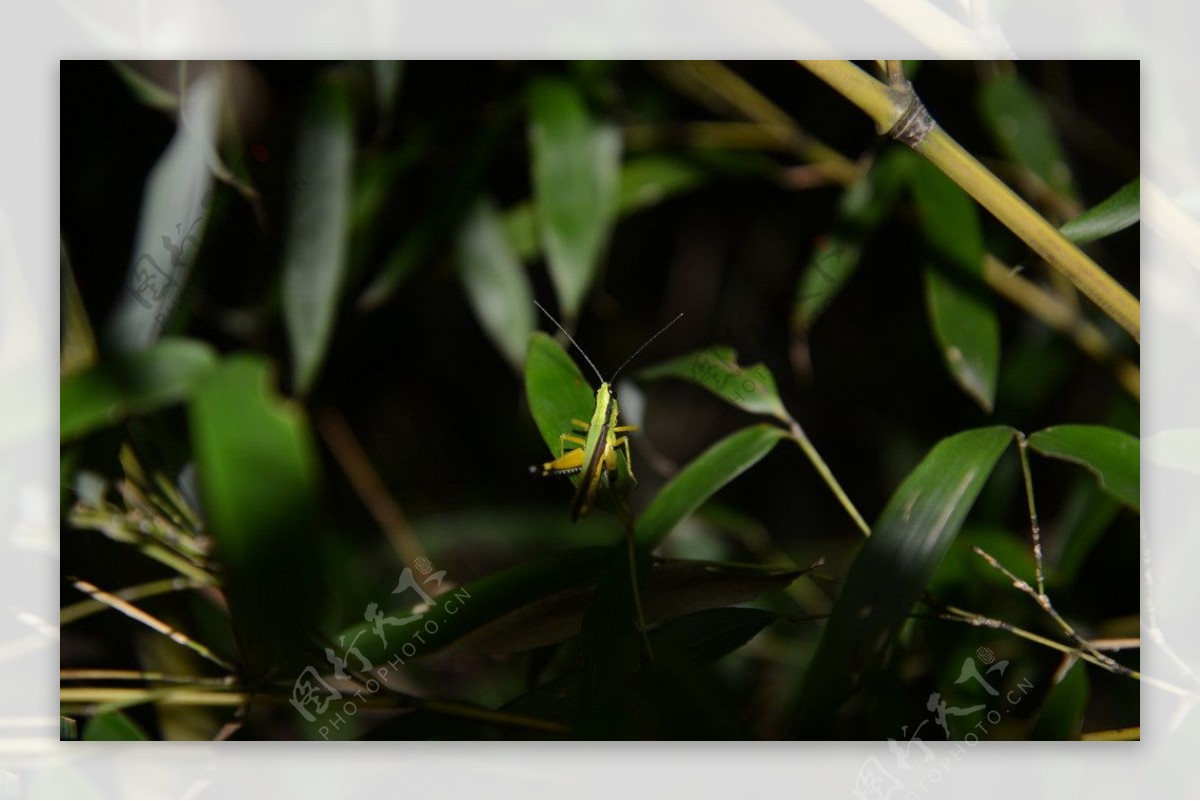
(60, 60, 1140, 741)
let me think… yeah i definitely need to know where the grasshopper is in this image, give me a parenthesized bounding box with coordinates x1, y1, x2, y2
(530, 301, 683, 521)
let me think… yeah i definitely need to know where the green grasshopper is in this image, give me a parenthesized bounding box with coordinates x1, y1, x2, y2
(530, 301, 683, 521)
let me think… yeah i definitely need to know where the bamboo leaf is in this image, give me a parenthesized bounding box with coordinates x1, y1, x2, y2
(106, 74, 221, 351)
(792, 147, 914, 331)
(1032, 660, 1090, 740)
(187, 356, 325, 677)
(333, 547, 807, 666)
(635, 425, 789, 549)
(61, 338, 218, 441)
(1060, 179, 1139, 244)
(913, 159, 1000, 412)
(794, 426, 1013, 733)
(282, 78, 355, 395)
(82, 710, 149, 741)
(1028, 425, 1139, 511)
(638, 347, 788, 422)
(528, 77, 621, 320)
(457, 198, 535, 369)
(524, 331, 596, 458)
(978, 72, 1076, 200)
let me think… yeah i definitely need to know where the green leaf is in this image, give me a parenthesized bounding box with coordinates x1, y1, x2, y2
(978, 72, 1076, 200)
(1028, 425, 1139, 511)
(579, 554, 646, 706)
(635, 425, 789, 549)
(792, 147, 914, 331)
(282, 78, 356, 395)
(187, 356, 325, 677)
(794, 426, 1013, 733)
(524, 331, 597, 457)
(913, 158, 1000, 412)
(638, 346, 788, 422)
(457, 198, 535, 369)
(82, 710, 149, 741)
(501, 607, 777, 726)
(106, 73, 220, 351)
(616, 154, 709, 215)
(1032, 660, 1090, 740)
(334, 547, 806, 667)
(456, 556, 803, 659)
(649, 606, 777, 664)
(1060, 179, 1140, 244)
(60, 338, 218, 441)
(528, 77, 621, 320)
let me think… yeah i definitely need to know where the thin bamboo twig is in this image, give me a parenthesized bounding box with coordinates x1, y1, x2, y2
(317, 408, 429, 576)
(60, 669, 237, 686)
(653, 61, 1134, 389)
(938, 604, 1190, 697)
(653, 60, 862, 185)
(972, 545, 1123, 674)
(68, 578, 236, 673)
(61, 576, 205, 626)
(785, 419, 871, 537)
(1081, 726, 1140, 741)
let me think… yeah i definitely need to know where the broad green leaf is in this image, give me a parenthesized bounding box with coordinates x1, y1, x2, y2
(1032, 660, 1090, 740)
(648, 606, 777, 664)
(524, 331, 597, 457)
(794, 426, 1013, 733)
(579, 553, 646, 708)
(457, 198, 535, 369)
(187, 356, 324, 678)
(528, 77, 621, 320)
(504, 607, 776, 724)
(792, 147, 914, 331)
(282, 78, 355, 395)
(1028, 425, 1139, 511)
(978, 72, 1076, 200)
(638, 347, 787, 422)
(61, 338, 218, 441)
(635, 425, 789, 549)
(913, 159, 1000, 412)
(333, 547, 806, 667)
(82, 710, 149, 741)
(106, 73, 220, 351)
(479, 558, 802, 662)
(1060, 179, 1140, 244)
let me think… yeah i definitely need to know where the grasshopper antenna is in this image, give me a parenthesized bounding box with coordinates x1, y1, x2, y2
(533, 300, 605, 385)
(610, 312, 684, 383)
